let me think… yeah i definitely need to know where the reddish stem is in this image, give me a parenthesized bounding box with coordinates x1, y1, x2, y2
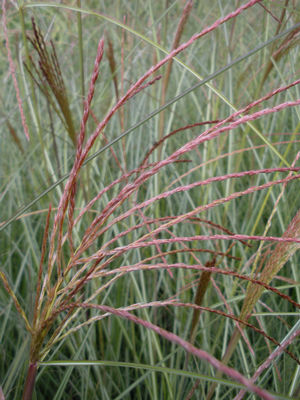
(22, 362, 37, 400)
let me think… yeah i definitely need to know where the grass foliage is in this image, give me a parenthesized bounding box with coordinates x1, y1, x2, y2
(1, 1, 300, 399)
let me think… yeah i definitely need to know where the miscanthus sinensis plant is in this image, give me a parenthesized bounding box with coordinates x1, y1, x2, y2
(1, 1, 300, 399)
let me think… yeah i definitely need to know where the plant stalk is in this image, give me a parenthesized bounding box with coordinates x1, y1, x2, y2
(22, 361, 37, 400)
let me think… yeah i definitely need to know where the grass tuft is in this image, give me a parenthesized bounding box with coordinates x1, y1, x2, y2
(1, 1, 299, 399)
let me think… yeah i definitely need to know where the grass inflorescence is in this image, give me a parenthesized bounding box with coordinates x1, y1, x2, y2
(1, 1, 300, 399)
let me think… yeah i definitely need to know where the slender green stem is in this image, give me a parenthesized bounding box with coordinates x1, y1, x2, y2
(77, 0, 85, 108)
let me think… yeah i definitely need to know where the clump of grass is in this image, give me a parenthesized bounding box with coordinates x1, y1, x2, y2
(2, 0, 29, 141)
(1, 1, 300, 399)
(158, 0, 193, 160)
(260, 1, 300, 87)
(207, 203, 300, 399)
